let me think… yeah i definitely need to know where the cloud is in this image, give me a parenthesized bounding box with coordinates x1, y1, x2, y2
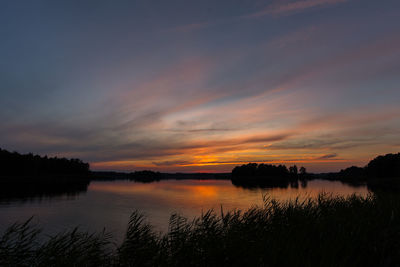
(316, 153, 337, 160)
(152, 160, 191, 166)
(2, 8, 399, 174)
(245, 0, 348, 18)
(168, 128, 236, 133)
(169, 21, 211, 33)
(179, 132, 295, 151)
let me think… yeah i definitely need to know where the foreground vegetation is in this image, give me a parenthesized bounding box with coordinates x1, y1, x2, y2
(2, 193, 400, 267)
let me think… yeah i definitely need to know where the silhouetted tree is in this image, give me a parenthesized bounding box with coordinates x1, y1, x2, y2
(0, 148, 90, 176)
(0, 148, 91, 200)
(366, 153, 400, 178)
(314, 153, 400, 191)
(365, 153, 400, 192)
(289, 165, 298, 176)
(339, 166, 365, 179)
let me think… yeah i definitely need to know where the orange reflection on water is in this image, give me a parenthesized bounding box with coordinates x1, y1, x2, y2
(178, 185, 218, 198)
(89, 180, 228, 207)
(89, 179, 369, 214)
(88, 179, 370, 233)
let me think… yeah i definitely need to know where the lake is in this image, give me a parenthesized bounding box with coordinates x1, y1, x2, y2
(0, 179, 369, 243)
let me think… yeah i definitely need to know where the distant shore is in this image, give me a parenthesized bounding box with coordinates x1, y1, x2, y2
(90, 171, 231, 181)
(1, 148, 399, 197)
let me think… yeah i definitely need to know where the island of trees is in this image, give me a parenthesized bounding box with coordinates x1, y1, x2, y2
(231, 163, 308, 188)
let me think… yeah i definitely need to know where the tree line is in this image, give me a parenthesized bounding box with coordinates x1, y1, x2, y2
(231, 153, 400, 190)
(0, 148, 90, 176)
(336, 153, 400, 180)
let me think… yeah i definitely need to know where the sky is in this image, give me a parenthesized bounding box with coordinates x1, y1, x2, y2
(1, 0, 399, 173)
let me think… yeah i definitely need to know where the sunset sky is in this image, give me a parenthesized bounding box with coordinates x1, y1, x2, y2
(1, 0, 399, 173)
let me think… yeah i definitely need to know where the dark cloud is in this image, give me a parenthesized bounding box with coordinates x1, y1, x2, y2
(316, 153, 337, 160)
(152, 160, 191, 166)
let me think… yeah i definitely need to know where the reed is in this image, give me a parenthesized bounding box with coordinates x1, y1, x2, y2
(1, 193, 400, 266)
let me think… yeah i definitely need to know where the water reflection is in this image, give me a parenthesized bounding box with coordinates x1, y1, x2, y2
(90, 179, 369, 207)
(0, 181, 89, 203)
(0, 179, 369, 243)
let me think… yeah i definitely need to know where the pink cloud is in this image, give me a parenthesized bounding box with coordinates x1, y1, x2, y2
(245, 0, 348, 18)
(170, 21, 210, 33)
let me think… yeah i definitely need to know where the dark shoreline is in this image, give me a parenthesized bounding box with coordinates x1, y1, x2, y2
(90, 171, 231, 181)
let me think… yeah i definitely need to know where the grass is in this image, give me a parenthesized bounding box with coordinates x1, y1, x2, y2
(1, 193, 400, 266)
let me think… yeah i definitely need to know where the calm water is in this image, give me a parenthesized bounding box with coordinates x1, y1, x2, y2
(0, 179, 369, 242)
